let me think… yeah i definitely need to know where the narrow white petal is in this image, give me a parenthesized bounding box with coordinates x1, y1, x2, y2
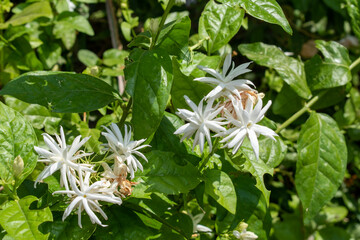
(248, 129, 260, 160)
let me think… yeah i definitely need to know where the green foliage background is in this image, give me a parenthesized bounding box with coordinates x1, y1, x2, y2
(0, 0, 360, 239)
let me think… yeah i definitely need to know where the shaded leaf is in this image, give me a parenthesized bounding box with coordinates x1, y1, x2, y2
(171, 58, 212, 110)
(144, 150, 200, 195)
(295, 113, 347, 222)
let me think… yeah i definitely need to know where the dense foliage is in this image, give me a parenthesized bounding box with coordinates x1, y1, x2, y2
(0, 0, 360, 239)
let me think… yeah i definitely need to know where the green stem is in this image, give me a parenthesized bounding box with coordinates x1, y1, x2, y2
(189, 37, 210, 51)
(199, 138, 220, 171)
(150, 0, 175, 49)
(350, 56, 360, 70)
(123, 202, 190, 240)
(275, 92, 326, 134)
(119, 98, 132, 126)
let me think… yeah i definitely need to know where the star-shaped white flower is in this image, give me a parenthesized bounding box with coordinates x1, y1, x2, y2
(174, 96, 227, 153)
(53, 171, 122, 228)
(101, 124, 150, 179)
(216, 97, 277, 159)
(194, 53, 255, 100)
(34, 126, 93, 190)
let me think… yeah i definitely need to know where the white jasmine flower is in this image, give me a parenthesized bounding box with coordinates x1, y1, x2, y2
(34, 126, 93, 190)
(101, 162, 134, 198)
(53, 171, 122, 228)
(174, 96, 227, 153)
(233, 229, 258, 240)
(101, 124, 150, 179)
(216, 97, 277, 159)
(194, 53, 255, 100)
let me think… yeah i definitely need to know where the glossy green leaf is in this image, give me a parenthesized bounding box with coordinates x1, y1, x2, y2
(78, 49, 100, 67)
(157, 16, 191, 60)
(4, 96, 62, 135)
(171, 59, 212, 110)
(180, 52, 221, 78)
(221, 0, 292, 34)
(204, 169, 237, 214)
(345, 0, 360, 40)
(295, 113, 347, 223)
(259, 136, 287, 168)
(305, 41, 351, 90)
(0, 2, 53, 29)
(94, 206, 156, 240)
(124, 48, 173, 139)
(238, 42, 312, 99)
(144, 150, 200, 195)
(199, 0, 244, 53)
(0, 71, 120, 113)
(0, 196, 53, 240)
(41, 213, 96, 240)
(239, 139, 273, 204)
(0, 102, 38, 191)
(232, 175, 271, 240)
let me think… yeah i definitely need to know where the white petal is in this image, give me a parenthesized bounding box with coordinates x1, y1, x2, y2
(248, 129, 260, 160)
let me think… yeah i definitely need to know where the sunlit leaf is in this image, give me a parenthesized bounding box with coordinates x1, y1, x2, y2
(295, 113, 347, 223)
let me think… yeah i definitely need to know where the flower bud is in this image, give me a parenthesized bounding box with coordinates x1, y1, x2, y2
(13, 155, 24, 179)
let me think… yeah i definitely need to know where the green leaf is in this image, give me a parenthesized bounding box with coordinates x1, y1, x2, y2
(4, 96, 63, 135)
(103, 49, 129, 67)
(53, 11, 94, 36)
(238, 139, 273, 204)
(259, 136, 287, 168)
(295, 113, 347, 223)
(239, 42, 312, 99)
(221, 0, 292, 35)
(0, 1, 53, 29)
(0, 71, 120, 113)
(0, 196, 53, 240)
(199, 0, 244, 53)
(232, 175, 271, 240)
(157, 16, 191, 60)
(41, 213, 96, 240)
(273, 84, 303, 118)
(315, 227, 351, 240)
(273, 214, 304, 240)
(345, 0, 360, 40)
(171, 58, 212, 110)
(0, 102, 38, 191)
(204, 169, 237, 214)
(94, 206, 155, 240)
(77, 122, 101, 153)
(38, 43, 62, 69)
(78, 49, 100, 67)
(144, 151, 200, 195)
(124, 48, 173, 139)
(180, 52, 221, 78)
(305, 40, 351, 91)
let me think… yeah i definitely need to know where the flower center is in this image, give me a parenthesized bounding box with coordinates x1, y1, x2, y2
(247, 122, 253, 128)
